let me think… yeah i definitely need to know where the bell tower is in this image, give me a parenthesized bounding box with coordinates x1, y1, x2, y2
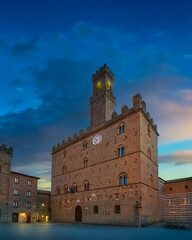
(0, 144, 13, 222)
(89, 64, 116, 127)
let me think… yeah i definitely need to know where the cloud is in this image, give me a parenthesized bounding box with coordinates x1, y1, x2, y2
(12, 39, 37, 56)
(159, 150, 192, 165)
(179, 89, 192, 102)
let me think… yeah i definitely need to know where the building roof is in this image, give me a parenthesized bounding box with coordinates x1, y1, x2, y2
(165, 176, 192, 183)
(11, 171, 40, 179)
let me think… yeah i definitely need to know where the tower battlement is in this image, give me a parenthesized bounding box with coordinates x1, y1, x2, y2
(92, 63, 114, 82)
(0, 144, 13, 156)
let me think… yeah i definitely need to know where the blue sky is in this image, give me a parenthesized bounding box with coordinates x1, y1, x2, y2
(0, 0, 192, 189)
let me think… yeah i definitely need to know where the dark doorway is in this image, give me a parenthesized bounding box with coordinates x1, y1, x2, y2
(27, 215, 31, 223)
(12, 213, 19, 223)
(75, 205, 82, 222)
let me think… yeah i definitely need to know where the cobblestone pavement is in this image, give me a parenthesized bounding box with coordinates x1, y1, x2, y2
(0, 223, 191, 240)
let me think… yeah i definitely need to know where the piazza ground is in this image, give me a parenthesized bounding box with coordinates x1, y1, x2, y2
(0, 224, 191, 240)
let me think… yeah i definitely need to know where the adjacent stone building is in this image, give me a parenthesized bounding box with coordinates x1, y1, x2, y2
(0, 144, 39, 223)
(9, 171, 39, 223)
(160, 177, 192, 222)
(36, 190, 51, 222)
(51, 64, 159, 226)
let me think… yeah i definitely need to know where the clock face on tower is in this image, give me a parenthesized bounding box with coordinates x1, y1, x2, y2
(93, 134, 102, 145)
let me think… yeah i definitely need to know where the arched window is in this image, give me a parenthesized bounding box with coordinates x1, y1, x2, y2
(120, 176, 123, 185)
(147, 147, 151, 159)
(62, 165, 67, 174)
(107, 81, 111, 91)
(97, 81, 102, 91)
(56, 186, 60, 195)
(84, 181, 89, 191)
(64, 185, 68, 193)
(118, 146, 125, 157)
(72, 183, 77, 193)
(124, 176, 127, 185)
(82, 141, 88, 150)
(147, 123, 151, 137)
(149, 174, 153, 187)
(84, 158, 88, 167)
(119, 173, 128, 185)
(119, 122, 125, 134)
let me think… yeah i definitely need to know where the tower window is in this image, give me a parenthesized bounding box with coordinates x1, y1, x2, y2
(118, 146, 125, 157)
(107, 81, 111, 91)
(84, 181, 89, 191)
(97, 81, 102, 91)
(119, 123, 125, 134)
(119, 173, 128, 185)
(0, 165, 2, 173)
(169, 187, 172, 191)
(185, 185, 188, 189)
(84, 158, 88, 167)
(82, 141, 88, 150)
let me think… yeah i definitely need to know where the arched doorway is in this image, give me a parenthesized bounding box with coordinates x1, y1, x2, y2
(75, 205, 82, 222)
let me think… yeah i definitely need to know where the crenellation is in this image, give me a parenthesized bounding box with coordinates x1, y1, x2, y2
(0, 144, 13, 156)
(142, 101, 146, 112)
(111, 111, 118, 120)
(79, 129, 84, 137)
(73, 133, 78, 140)
(92, 63, 114, 82)
(150, 118, 154, 125)
(121, 105, 129, 115)
(133, 93, 142, 110)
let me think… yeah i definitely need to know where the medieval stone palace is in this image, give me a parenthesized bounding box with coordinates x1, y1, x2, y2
(51, 64, 159, 226)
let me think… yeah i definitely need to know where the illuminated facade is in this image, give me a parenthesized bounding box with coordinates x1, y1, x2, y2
(51, 64, 159, 226)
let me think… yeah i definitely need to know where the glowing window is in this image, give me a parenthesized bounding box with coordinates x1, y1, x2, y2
(97, 81, 102, 91)
(107, 81, 111, 90)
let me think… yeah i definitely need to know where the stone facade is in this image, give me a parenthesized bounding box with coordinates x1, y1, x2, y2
(9, 172, 39, 223)
(160, 177, 192, 221)
(0, 144, 39, 223)
(51, 64, 159, 226)
(36, 190, 51, 222)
